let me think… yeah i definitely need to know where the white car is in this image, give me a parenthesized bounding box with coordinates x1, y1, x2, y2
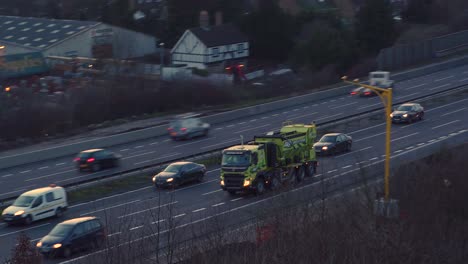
(167, 114, 210, 140)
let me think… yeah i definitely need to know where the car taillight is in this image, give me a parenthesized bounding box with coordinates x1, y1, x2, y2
(180, 127, 187, 132)
(351, 92, 357, 95)
(87, 158, 95, 163)
(73, 158, 80, 162)
(364, 92, 371, 95)
(167, 127, 173, 131)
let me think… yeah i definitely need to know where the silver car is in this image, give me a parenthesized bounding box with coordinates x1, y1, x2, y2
(167, 116, 210, 140)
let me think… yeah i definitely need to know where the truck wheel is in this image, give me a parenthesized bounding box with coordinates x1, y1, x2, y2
(287, 168, 296, 185)
(305, 162, 315, 177)
(269, 176, 281, 190)
(255, 179, 266, 195)
(296, 166, 305, 182)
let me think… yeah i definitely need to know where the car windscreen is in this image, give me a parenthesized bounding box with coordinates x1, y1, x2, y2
(396, 105, 413, 111)
(222, 152, 251, 167)
(169, 120, 184, 129)
(164, 164, 183, 173)
(12, 195, 35, 207)
(319, 136, 337, 143)
(49, 224, 74, 237)
(78, 152, 92, 158)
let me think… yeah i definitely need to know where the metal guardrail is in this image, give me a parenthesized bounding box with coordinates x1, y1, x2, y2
(1, 83, 466, 206)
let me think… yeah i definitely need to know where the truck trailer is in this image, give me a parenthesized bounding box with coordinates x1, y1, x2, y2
(220, 122, 318, 195)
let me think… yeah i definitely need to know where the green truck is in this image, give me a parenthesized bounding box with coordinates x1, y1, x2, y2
(220, 122, 318, 195)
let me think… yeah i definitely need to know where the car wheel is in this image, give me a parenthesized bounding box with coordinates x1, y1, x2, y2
(296, 166, 305, 183)
(55, 207, 63, 218)
(196, 173, 204, 183)
(255, 179, 266, 195)
(346, 143, 352, 152)
(62, 247, 72, 258)
(419, 112, 424, 120)
(93, 238, 103, 249)
(92, 163, 101, 172)
(24, 215, 32, 225)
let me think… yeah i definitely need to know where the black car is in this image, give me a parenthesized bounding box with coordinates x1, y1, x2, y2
(74, 149, 120, 172)
(391, 103, 425, 124)
(314, 133, 353, 155)
(350, 87, 377, 97)
(36, 216, 106, 258)
(152, 161, 206, 188)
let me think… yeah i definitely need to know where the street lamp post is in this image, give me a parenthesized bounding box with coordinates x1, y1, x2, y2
(159, 42, 165, 76)
(341, 76, 399, 218)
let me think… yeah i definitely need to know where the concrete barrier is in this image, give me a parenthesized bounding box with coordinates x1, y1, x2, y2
(0, 55, 467, 170)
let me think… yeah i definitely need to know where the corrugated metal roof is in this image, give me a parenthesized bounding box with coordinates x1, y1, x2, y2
(0, 15, 99, 50)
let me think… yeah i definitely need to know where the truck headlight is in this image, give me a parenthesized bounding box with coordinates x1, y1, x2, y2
(36, 242, 42, 248)
(14, 210, 25, 216)
(220, 180, 225, 186)
(166, 178, 174, 183)
(53, 243, 62, 249)
(403, 114, 408, 118)
(390, 113, 394, 118)
(322, 146, 328, 151)
(152, 176, 156, 183)
(243, 179, 251, 187)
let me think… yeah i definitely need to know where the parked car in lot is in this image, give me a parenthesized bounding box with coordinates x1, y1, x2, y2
(167, 114, 210, 140)
(74, 149, 120, 172)
(36, 216, 106, 258)
(390, 103, 425, 124)
(152, 161, 206, 188)
(2, 185, 67, 225)
(314, 133, 353, 155)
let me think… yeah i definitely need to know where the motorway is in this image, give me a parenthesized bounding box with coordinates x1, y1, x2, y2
(0, 90, 466, 262)
(1, 64, 468, 200)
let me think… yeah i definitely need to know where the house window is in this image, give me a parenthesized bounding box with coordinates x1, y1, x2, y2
(237, 43, 244, 54)
(212, 47, 219, 58)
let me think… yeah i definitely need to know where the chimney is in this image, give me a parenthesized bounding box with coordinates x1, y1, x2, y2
(215, 11, 223, 26)
(199, 10, 209, 30)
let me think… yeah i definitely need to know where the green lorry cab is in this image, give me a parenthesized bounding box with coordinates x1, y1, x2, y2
(220, 122, 318, 195)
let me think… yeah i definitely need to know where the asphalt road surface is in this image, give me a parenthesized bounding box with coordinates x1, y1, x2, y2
(0, 94, 466, 262)
(1, 65, 468, 200)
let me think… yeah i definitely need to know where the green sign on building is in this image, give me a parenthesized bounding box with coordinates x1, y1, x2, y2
(0, 52, 49, 79)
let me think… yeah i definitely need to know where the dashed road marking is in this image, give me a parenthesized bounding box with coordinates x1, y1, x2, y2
(1, 174, 13, 178)
(394, 150, 403, 153)
(108, 232, 121, 237)
(38, 166, 49, 170)
(230, 197, 243, 202)
(163, 139, 171, 142)
(149, 142, 159, 145)
(212, 202, 225, 207)
(369, 157, 378, 161)
(327, 169, 337, 174)
(342, 165, 352, 169)
(202, 189, 223, 196)
(234, 124, 270, 134)
(215, 127, 223, 130)
(20, 170, 31, 174)
(417, 143, 425, 146)
(174, 213, 186, 218)
(192, 208, 206, 213)
(239, 122, 246, 125)
(129, 225, 144, 231)
(272, 114, 279, 117)
(135, 145, 144, 149)
(405, 83, 426, 90)
(261, 116, 268, 119)
(151, 220, 165, 225)
(391, 132, 419, 142)
(431, 120, 460, 130)
(120, 149, 130, 152)
(227, 124, 235, 128)
(434, 75, 454, 82)
(56, 163, 65, 166)
(406, 146, 414, 150)
(441, 107, 466, 116)
(429, 83, 451, 90)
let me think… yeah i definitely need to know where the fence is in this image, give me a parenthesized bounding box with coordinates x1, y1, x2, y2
(378, 30, 468, 70)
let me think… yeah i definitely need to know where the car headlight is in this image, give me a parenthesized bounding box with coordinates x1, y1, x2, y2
(152, 176, 156, 183)
(36, 241, 42, 248)
(220, 180, 225, 186)
(166, 178, 174, 183)
(53, 243, 62, 249)
(14, 210, 25, 216)
(403, 114, 408, 118)
(322, 146, 328, 150)
(390, 113, 394, 118)
(243, 179, 251, 187)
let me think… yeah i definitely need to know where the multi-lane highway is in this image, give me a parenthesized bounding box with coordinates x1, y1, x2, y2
(1, 64, 468, 201)
(0, 91, 466, 262)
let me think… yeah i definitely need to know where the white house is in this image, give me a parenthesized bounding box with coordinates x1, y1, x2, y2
(170, 23, 249, 69)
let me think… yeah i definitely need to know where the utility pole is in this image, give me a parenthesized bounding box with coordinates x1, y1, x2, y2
(159, 42, 165, 77)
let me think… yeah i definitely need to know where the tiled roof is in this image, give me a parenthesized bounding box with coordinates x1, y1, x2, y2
(0, 16, 99, 50)
(189, 24, 248, 48)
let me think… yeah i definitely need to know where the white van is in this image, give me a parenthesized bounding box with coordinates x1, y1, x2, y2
(2, 185, 68, 225)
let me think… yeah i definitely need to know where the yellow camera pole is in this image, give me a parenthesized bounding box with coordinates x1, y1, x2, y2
(341, 76, 393, 201)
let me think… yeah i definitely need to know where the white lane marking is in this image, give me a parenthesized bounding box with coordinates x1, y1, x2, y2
(227, 124, 235, 128)
(429, 83, 451, 90)
(25, 169, 75, 182)
(120, 149, 130, 152)
(56, 162, 65, 166)
(215, 127, 223, 130)
(394, 150, 403, 153)
(121, 151, 156, 160)
(342, 165, 352, 169)
(431, 120, 460, 130)
(337, 146, 373, 158)
(201, 138, 242, 149)
(230, 197, 243, 202)
(20, 170, 31, 174)
(239, 122, 246, 125)
(272, 114, 279, 117)
(69, 186, 152, 209)
(134, 153, 181, 165)
(405, 83, 426, 90)
(56, 169, 112, 184)
(1, 174, 13, 178)
(369, 157, 379, 161)
(357, 102, 381, 110)
(459, 77, 468, 82)
(391, 132, 419, 142)
(212, 202, 225, 207)
(406, 146, 414, 150)
(293, 108, 300, 111)
(79, 199, 141, 216)
(108, 232, 121, 237)
(312, 104, 318, 106)
(348, 123, 385, 135)
(192, 208, 206, 213)
(149, 142, 159, 145)
(38, 166, 49, 170)
(417, 143, 425, 146)
(174, 213, 186, 218)
(428, 139, 437, 143)
(118, 201, 178, 219)
(0, 189, 25, 196)
(329, 102, 357, 109)
(434, 75, 454, 82)
(321, 102, 327, 104)
(441, 107, 467, 116)
(135, 145, 144, 149)
(314, 113, 343, 121)
(395, 92, 419, 100)
(234, 124, 270, 134)
(207, 168, 221, 173)
(282, 111, 288, 114)
(261, 116, 268, 119)
(129, 225, 144, 231)
(303, 106, 309, 109)
(354, 132, 386, 142)
(0, 223, 51, 238)
(439, 136, 448, 140)
(163, 139, 171, 142)
(173, 137, 215, 148)
(330, 100, 336, 102)
(202, 189, 223, 196)
(289, 112, 319, 120)
(327, 169, 337, 174)
(427, 98, 468, 112)
(250, 119, 258, 122)
(15, 184, 36, 191)
(151, 220, 166, 225)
